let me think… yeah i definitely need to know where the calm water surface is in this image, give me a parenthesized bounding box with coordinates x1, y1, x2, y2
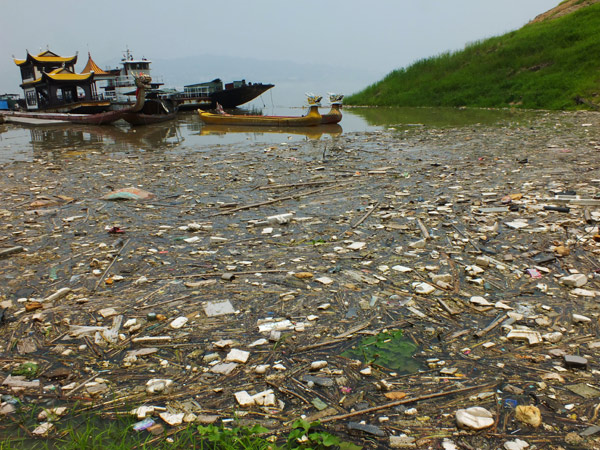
(0, 106, 538, 163)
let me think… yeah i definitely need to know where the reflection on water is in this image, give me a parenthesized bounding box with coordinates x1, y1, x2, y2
(200, 123, 343, 140)
(348, 106, 536, 128)
(0, 106, 543, 163)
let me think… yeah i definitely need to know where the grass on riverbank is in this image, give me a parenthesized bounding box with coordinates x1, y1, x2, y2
(346, 3, 600, 110)
(0, 413, 361, 450)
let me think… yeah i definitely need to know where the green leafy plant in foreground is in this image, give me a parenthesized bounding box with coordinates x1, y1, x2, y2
(197, 423, 272, 449)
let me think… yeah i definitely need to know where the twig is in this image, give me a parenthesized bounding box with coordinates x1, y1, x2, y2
(64, 373, 99, 398)
(351, 202, 380, 229)
(474, 313, 508, 339)
(416, 218, 430, 240)
(296, 320, 372, 352)
(319, 383, 495, 423)
(91, 238, 130, 293)
(214, 183, 352, 216)
(257, 180, 340, 190)
(266, 381, 311, 405)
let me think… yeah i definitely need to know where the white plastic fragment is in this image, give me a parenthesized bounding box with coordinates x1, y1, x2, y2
(315, 276, 334, 285)
(203, 300, 235, 317)
(470, 296, 493, 306)
(504, 439, 529, 450)
(132, 405, 155, 419)
(255, 364, 270, 374)
(561, 274, 588, 287)
(505, 219, 529, 229)
(169, 316, 188, 329)
(310, 360, 328, 370)
(257, 319, 294, 333)
(234, 390, 255, 407)
(32, 422, 54, 436)
(571, 288, 596, 297)
(252, 389, 276, 406)
(413, 282, 435, 294)
(98, 307, 118, 318)
(572, 313, 592, 323)
(506, 327, 542, 345)
(347, 241, 366, 250)
(44, 287, 71, 302)
(146, 379, 173, 394)
(159, 412, 185, 426)
(249, 338, 268, 347)
(442, 438, 460, 450)
(542, 332, 563, 343)
(225, 349, 250, 363)
(455, 406, 494, 430)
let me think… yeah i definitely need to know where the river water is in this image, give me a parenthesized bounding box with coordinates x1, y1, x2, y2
(0, 106, 537, 164)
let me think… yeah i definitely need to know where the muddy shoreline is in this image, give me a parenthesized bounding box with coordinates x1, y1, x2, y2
(1, 110, 600, 448)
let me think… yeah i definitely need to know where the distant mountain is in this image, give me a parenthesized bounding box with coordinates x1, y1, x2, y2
(346, 1, 600, 110)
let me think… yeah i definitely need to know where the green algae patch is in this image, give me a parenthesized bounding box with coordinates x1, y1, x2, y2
(342, 330, 422, 374)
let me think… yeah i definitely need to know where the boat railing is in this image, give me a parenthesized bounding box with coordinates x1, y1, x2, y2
(177, 90, 212, 99)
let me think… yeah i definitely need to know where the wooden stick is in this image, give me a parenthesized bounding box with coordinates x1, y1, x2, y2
(258, 180, 339, 190)
(351, 202, 380, 229)
(474, 313, 508, 339)
(319, 383, 495, 424)
(91, 239, 130, 293)
(214, 183, 351, 216)
(417, 218, 430, 240)
(0, 246, 24, 258)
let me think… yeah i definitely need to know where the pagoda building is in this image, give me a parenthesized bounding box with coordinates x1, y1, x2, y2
(13, 50, 110, 113)
(80, 52, 120, 102)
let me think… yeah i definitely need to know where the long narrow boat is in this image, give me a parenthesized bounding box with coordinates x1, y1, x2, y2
(320, 94, 343, 124)
(0, 75, 151, 126)
(198, 104, 321, 127)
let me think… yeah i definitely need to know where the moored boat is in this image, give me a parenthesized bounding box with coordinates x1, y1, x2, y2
(1, 75, 152, 126)
(320, 94, 343, 124)
(198, 104, 321, 127)
(177, 79, 274, 111)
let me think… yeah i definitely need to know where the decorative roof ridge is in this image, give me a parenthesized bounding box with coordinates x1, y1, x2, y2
(81, 52, 110, 75)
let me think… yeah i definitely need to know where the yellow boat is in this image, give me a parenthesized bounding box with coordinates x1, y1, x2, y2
(198, 104, 322, 127)
(321, 94, 343, 124)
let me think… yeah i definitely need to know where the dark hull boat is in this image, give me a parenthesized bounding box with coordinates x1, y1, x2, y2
(176, 79, 274, 111)
(210, 82, 274, 108)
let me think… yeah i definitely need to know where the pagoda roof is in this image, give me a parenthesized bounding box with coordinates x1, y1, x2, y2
(21, 68, 94, 86)
(81, 52, 109, 75)
(14, 50, 77, 66)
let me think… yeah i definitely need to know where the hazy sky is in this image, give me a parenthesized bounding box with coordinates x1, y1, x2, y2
(0, 0, 560, 94)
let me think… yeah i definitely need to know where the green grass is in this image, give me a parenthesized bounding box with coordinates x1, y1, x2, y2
(0, 411, 362, 450)
(346, 4, 600, 110)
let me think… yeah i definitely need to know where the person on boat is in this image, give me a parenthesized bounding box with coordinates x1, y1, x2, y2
(216, 102, 229, 115)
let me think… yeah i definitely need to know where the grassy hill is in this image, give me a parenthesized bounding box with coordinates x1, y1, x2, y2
(346, 2, 600, 110)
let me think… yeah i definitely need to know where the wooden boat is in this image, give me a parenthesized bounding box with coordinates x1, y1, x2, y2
(320, 94, 343, 124)
(0, 75, 151, 126)
(198, 104, 322, 127)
